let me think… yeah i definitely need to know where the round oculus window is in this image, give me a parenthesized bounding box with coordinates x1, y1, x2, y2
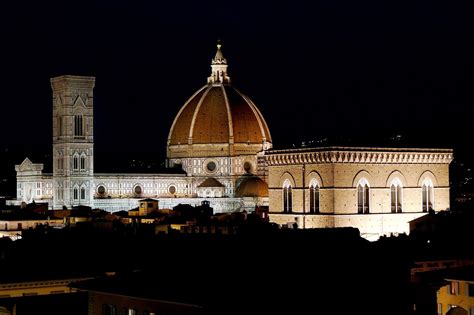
(97, 185, 106, 195)
(206, 161, 217, 172)
(168, 185, 176, 194)
(134, 185, 142, 195)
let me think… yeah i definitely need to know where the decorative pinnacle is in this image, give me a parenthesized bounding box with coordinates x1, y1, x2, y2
(212, 41, 227, 65)
(208, 41, 230, 84)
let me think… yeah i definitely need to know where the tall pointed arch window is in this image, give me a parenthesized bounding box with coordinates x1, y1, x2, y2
(357, 178, 370, 214)
(422, 179, 434, 212)
(80, 187, 86, 200)
(57, 151, 64, 170)
(73, 155, 79, 171)
(73, 187, 79, 200)
(309, 179, 320, 214)
(390, 179, 403, 213)
(58, 117, 62, 136)
(57, 182, 63, 201)
(283, 180, 293, 213)
(74, 114, 84, 137)
(80, 155, 86, 170)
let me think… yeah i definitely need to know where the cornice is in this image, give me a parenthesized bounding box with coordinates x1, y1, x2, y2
(266, 148, 453, 166)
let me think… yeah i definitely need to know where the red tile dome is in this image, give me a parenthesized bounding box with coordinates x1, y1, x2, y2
(167, 44, 271, 159)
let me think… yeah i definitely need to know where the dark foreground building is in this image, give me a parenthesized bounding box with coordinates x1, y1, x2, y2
(63, 228, 414, 315)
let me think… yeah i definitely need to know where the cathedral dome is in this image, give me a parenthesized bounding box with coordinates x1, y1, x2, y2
(167, 43, 272, 159)
(235, 174, 269, 198)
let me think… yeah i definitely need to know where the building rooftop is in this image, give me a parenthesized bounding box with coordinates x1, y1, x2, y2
(71, 270, 206, 308)
(197, 177, 224, 188)
(139, 198, 158, 202)
(267, 146, 454, 155)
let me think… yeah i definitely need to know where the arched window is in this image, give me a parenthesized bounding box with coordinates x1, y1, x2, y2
(309, 180, 320, 214)
(74, 114, 83, 136)
(390, 179, 403, 213)
(73, 187, 78, 200)
(80, 156, 86, 170)
(80, 187, 86, 200)
(57, 152, 64, 170)
(58, 117, 62, 136)
(73, 156, 79, 170)
(283, 180, 292, 213)
(357, 179, 370, 214)
(422, 180, 434, 212)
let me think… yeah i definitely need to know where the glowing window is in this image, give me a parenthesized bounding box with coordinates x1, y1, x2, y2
(390, 179, 403, 213)
(448, 281, 459, 295)
(283, 180, 292, 213)
(357, 179, 370, 214)
(309, 181, 320, 214)
(422, 179, 434, 212)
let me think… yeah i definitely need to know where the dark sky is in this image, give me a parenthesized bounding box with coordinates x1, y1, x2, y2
(0, 0, 472, 157)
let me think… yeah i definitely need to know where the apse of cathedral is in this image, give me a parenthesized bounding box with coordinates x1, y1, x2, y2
(13, 43, 453, 240)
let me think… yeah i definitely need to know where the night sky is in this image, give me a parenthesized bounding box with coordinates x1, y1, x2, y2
(0, 0, 472, 159)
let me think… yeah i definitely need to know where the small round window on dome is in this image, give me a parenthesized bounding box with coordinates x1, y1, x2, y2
(134, 185, 142, 195)
(97, 185, 106, 195)
(206, 161, 216, 172)
(168, 185, 176, 194)
(243, 161, 252, 173)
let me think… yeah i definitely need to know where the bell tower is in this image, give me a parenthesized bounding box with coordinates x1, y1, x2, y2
(51, 75, 95, 209)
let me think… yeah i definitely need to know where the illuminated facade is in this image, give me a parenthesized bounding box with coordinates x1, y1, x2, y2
(15, 44, 271, 213)
(436, 272, 474, 315)
(14, 43, 453, 239)
(266, 147, 452, 240)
